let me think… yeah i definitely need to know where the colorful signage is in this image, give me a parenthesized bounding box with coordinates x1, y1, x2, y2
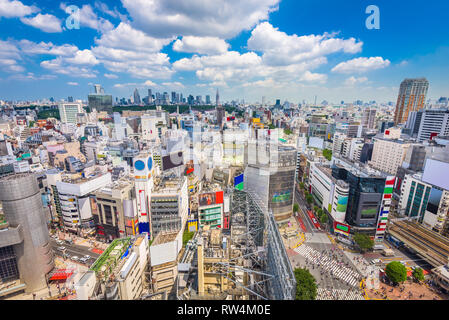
(374, 176, 395, 243)
(199, 191, 224, 206)
(334, 221, 350, 236)
(234, 174, 244, 191)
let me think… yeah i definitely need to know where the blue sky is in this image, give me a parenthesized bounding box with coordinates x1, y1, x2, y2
(0, 0, 448, 103)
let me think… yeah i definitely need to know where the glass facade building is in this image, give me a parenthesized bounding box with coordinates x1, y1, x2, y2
(88, 94, 113, 113)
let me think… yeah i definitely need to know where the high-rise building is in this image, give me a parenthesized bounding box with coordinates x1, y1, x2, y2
(0, 173, 54, 292)
(206, 95, 211, 105)
(394, 78, 429, 125)
(88, 84, 112, 113)
(416, 109, 449, 142)
(58, 102, 84, 124)
(148, 89, 153, 104)
(133, 88, 141, 105)
(369, 137, 411, 175)
(216, 89, 220, 106)
(171, 92, 177, 104)
(362, 108, 377, 129)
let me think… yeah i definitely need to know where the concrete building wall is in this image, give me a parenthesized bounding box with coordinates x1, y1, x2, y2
(0, 173, 54, 292)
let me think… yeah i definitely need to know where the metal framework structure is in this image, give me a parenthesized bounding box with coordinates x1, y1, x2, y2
(210, 189, 296, 300)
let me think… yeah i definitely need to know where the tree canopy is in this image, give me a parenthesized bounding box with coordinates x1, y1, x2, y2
(385, 261, 407, 284)
(322, 149, 332, 161)
(294, 268, 317, 300)
(353, 233, 374, 252)
(412, 267, 425, 282)
(293, 203, 299, 213)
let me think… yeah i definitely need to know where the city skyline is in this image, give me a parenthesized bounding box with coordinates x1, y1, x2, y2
(0, 0, 449, 102)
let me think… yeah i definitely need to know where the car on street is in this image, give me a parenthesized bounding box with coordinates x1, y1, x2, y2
(79, 257, 88, 263)
(71, 256, 79, 261)
(58, 246, 66, 251)
(56, 240, 64, 245)
(84, 255, 91, 259)
(372, 259, 381, 264)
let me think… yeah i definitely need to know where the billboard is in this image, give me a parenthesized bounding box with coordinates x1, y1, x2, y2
(199, 191, 224, 206)
(426, 187, 443, 215)
(162, 151, 183, 171)
(422, 159, 449, 191)
(334, 221, 350, 235)
(234, 173, 244, 191)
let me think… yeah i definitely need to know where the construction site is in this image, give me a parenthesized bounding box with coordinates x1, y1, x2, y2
(176, 189, 296, 300)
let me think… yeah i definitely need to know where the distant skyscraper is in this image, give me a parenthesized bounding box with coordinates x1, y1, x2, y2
(133, 88, 141, 105)
(89, 84, 112, 113)
(216, 89, 220, 106)
(94, 84, 103, 94)
(67, 96, 73, 102)
(148, 89, 153, 104)
(206, 95, 211, 105)
(171, 91, 177, 104)
(394, 78, 429, 125)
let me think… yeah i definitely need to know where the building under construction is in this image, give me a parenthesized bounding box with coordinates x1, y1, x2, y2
(177, 189, 295, 300)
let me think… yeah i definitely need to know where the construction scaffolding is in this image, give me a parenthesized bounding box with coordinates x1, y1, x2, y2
(178, 188, 295, 300)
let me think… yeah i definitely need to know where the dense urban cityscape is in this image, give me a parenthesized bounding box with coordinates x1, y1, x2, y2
(0, 0, 448, 307)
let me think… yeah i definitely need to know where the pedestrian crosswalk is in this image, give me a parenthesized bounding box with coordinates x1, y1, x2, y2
(317, 288, 364, 300)
(294, 244, 361, 287)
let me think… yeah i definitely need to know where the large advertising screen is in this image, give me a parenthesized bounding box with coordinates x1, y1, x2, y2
(199, 191, 224, 206)
(162, 151, 183, 171)
(426, 187, 443, 215)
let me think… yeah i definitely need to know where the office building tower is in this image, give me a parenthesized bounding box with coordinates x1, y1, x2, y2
(58, 102, 83, 124)
(216, 89, 220, 106)
(0, 173, 54, 292)
(369, 137, 411, 175)
(244, 144, 297, 223)
(206, 95, 211, 105)
(88, 84, 112, 113)
(133, 88, 141, 105)
(394, 78, 429, 125)
(148, 89, 153, 104)
(67, 96, 74, 102)
(171, 92, 176, 104)
(416, 109, 449, 142)
(362, 108, 377, 129)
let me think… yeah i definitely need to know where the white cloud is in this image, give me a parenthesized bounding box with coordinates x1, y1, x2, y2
(299, 71, 327, 83)
(161, 81, 185, 88)
(0, 40, 23, 72)
(67, 81, 78, 86)
(8, 72, 56, 81)
(92, 23, 174, 79)
(122, 0, 280, 39)
(60, 3, 113, 33)
(0, 0, 38, 18)
(20, 13, 62, 33)
(248, 22, 362, 66)
(104, 73, 118, 79)
(331, 57, 390, 74)
(94, 1, 119, 18)
(18, 40, 78, 56)
(41, 57, 97, 78)
(94, 22, 172, 52)
(173, 36, 229, 55)
(344, 76, 368, 86)
(65, 49, 99, 65)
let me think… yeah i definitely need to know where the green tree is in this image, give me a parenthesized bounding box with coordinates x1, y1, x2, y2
(306, 194, 313, 206)
(313, 205, 319, 213)
(319, 214, 328, 225)
(294, 268, 317, 300)
(293, 203, 299, 213)
(412, 267, 425, 282)
(353, 233, 374, 252)
(322, 149, 332, 161)
(386, 261, 408, 284)
(284, 128, 293, 135)
(268, 123, 276, 129)
(299, 182, 305, 190)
